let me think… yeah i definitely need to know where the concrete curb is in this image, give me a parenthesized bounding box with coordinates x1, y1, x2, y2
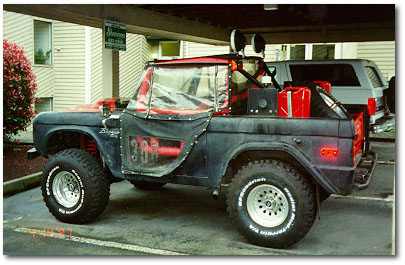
(3, 172, 42, 198)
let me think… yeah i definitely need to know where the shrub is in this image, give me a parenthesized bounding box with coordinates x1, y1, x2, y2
(3, 39, 38, 143)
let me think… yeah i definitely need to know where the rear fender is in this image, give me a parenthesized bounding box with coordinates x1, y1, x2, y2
(219, 141, 340, 194)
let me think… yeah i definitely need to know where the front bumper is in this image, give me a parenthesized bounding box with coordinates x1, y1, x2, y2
(27, 147, 40, 161)
(371, 115, 395, 134)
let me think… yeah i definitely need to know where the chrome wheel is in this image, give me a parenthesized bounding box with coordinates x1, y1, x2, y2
(246, 184, 289, 227)
(52, 171, 81, 208)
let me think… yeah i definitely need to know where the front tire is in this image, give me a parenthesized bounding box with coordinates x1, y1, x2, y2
(227, 160, 316, 248)
(41, 149, 110, 224)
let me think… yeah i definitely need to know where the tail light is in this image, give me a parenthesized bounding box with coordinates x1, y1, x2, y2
(367, 98, 376, 116)
(321, 148, 338, 158)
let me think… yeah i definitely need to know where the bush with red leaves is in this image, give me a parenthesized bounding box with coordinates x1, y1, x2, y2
(3, 39, 38, 142)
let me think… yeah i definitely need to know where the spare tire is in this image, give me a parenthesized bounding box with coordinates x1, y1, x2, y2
(284, 81, 351, 119)
(310, 86, 351, 119)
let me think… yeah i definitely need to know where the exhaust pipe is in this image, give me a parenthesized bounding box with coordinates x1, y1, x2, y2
(212, 187, 220, 200)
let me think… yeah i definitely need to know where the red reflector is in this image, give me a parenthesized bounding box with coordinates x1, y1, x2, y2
(321, 148, 338, 157)
(231, 60, 238, 71)
(367, 98, 376, 116)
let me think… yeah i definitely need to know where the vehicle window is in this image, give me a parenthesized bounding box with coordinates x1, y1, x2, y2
(290, 64, 361, 86)
(365, 66, 383, 88)
(128, 65, 228, 115)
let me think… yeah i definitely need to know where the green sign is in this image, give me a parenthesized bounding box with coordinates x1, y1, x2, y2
(104, 20, 126, 51)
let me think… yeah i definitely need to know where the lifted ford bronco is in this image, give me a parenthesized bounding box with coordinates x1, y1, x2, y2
(28, 34, 377, 248)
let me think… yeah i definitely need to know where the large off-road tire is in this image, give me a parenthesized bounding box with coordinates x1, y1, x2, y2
(41, 148, 110, 224)
(227, 160, 317, 249)
(310, 86, 351, 119)
(129, 180, 166, 190)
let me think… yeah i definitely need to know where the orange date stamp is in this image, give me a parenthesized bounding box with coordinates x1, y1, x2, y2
(28, 227, 73, 239)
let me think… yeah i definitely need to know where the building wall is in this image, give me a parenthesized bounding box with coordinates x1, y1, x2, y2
(357, 41, 395, 80)
(52, 22, 86, 111)
(183, 41, 280, 62)
(3, 11, 54, 98)
(3, 11, 151, 111)
(119, 34, 151, 98)
(90, 27, 103, 103)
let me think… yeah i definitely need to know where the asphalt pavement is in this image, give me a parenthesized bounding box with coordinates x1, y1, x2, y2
(3, 141, 395, 255)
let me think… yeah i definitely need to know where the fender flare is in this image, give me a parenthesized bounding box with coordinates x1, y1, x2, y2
(219, 141, 340, 194)
(36, 125, 119, 176)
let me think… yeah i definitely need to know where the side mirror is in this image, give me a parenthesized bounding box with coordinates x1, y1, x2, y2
(99, 104, 112, 118)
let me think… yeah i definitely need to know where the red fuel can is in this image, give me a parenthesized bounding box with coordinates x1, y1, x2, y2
(278, 87, 311, 118)
(313, 81, 332, 94)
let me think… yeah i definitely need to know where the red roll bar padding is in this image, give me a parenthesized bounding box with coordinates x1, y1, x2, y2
(137, 137, 184, 157)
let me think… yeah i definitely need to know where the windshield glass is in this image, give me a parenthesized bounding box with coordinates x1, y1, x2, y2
(127, 65, 228, 116)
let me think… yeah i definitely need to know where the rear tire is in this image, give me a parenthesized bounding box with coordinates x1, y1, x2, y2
(227, 160, 317, 248)
(129, 180, 166, 190)
(41, 149, 110, 224)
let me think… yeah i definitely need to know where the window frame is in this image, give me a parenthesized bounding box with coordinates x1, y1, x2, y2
(32, 18, 54, 67)
(287, 43, 339, 60)
(158, 40, 183, 60)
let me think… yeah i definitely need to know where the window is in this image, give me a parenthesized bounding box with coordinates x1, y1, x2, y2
(159, 41, 182, 59)
(128, 65, 228, 115)
(35, 97, 53, 113)
(365, 66, 383, 88)
(288, 44, 337, 60)
(34, 20, 52, 65)
(290, 64, 360, 86)
(290, 45, 305, 60)
(312, 44, 335, 60)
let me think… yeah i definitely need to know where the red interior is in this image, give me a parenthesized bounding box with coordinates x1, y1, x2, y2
(136, 137, 184, 157)
(351, 112, 364, 164)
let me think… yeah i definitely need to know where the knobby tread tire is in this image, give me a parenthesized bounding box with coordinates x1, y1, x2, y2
(310, 87, 351, 119)
(226, 160, 317, 248)
(41, 148, 110, 224)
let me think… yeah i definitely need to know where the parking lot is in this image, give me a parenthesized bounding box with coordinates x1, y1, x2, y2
(3, 141, 395, 255)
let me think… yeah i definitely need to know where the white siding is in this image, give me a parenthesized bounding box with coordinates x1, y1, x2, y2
(32, 67, 54, 97)
(357, 41, 396, 80)
(183, 41, 230, 58)
(90, 27, 103, 103)
(119, 34, 151, 98)
(3, 11, 34, 60)
(183, 41, 279, 62)
(3, 11, 54, 97)
(53, 22, 86, 111)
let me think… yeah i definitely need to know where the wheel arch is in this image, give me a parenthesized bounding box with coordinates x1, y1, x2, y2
(220, 142, 339, 194)
(37, 126, 117, 175)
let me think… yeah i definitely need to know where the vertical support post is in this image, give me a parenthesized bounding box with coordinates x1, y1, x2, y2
(85, 26, 91, 104)
(112, 50, 119, 97)
(102, 24, 120, 99)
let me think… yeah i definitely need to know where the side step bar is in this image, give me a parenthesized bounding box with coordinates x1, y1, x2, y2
(353, 151, 378, 191)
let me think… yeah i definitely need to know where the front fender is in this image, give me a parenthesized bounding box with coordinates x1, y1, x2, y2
(34, 124, 122, 177)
